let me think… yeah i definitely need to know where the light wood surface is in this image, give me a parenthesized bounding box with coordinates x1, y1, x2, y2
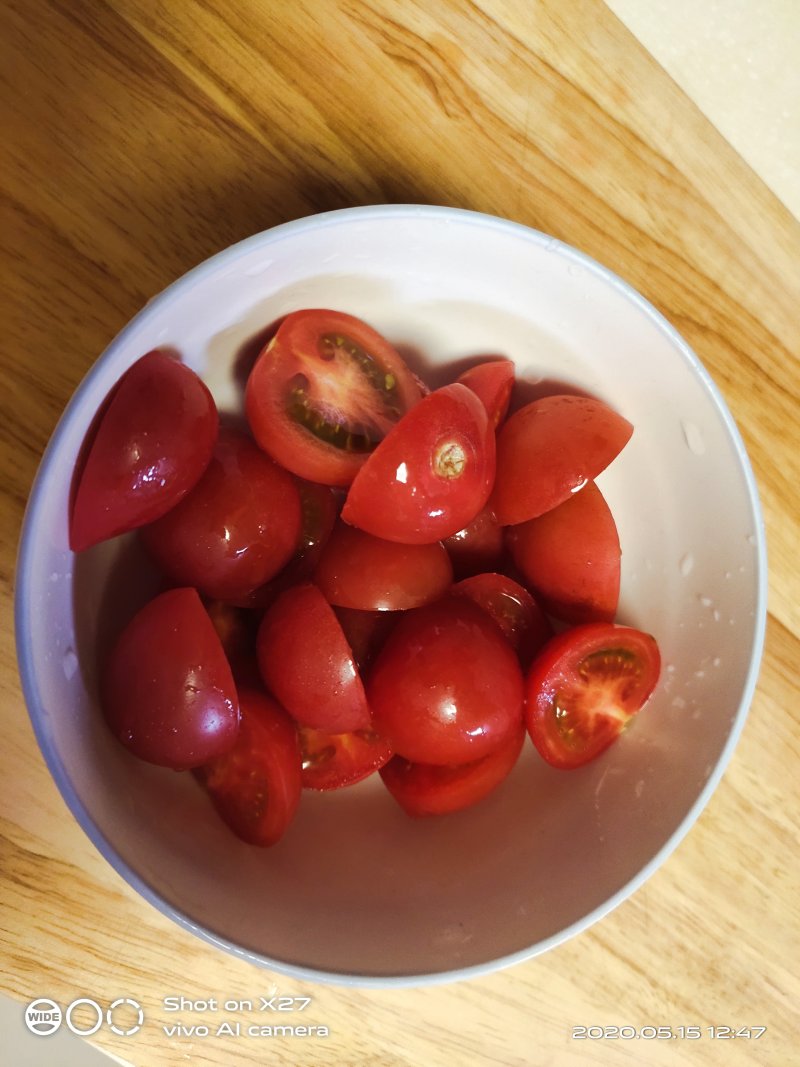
(2, 2, 799, 1065)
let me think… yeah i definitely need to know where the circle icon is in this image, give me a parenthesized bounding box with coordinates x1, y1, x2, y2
(107, 998, 144, 1036)
(65, 998, 103, 1037)
(24, 998, 62, 1036)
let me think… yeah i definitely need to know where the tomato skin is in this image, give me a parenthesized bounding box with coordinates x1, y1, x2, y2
(366, 597, 524, 765)
(332, 606, 397, 672)
(256, 583, 371, 732)
(525, 623, 661, 769)
(299, 725, 393, 791)
(507, 480, 620, 624)
(443, 505, 504, 579)
(140, 430, 301, 602)
(71, 351, 219, 552)
(245, 309, 421, 486)
(491, 395, 633, 525)
(380, 724, 525, 817)
(456, 360, 514, 428)
(102, 588, 239, 770)
(314, 521, 453, 610)
(342, 383, 496, 545)
(452, 573, 552, 666)
(195, 688, 302, 846)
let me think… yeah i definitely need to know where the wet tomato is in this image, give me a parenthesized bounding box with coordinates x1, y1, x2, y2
(452, 572, 552, 666)
(366, 597, 524, 765)
(380, 724, 525, 817)
(507, 480, 620, 624)
(457, 359, 515, 428)
(443, 505, 504, 579)
(342, 383, 495, 544)
(491, 394, 632, 525)
(195, 688, 302, 846)
(245, 309, 421, 486)
(525, 623, 661, 769)
(256, 583, 371, 732)
(314, 521, 453, 610)
(140, 429, 301, 602)
(71, 351, 218, 551)
(299, 725, 393, 791)
(332, 606, 397, 671)
(102, 588, 239, 770)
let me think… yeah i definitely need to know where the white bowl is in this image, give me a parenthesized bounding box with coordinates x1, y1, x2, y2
(15, 206, 767, 986)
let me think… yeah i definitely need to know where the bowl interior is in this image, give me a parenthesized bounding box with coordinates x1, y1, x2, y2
(16, 207, 765, 983)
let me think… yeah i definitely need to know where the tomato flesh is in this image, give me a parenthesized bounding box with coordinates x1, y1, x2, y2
(195, 688, 302, 846)
(380, 724, 525, 817)
(491, 394, 632, 525)
(525, 623, 661, 769)
(70, 351, 218, 551)
(102, 588, 239, 770)
(299, 725, 393, 790)
(245, 309, 421, 486)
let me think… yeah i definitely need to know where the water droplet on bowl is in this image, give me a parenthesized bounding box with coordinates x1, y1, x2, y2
(712, 657, 721, 667)
(49, 572, 59, 583)
(62, 648, 79, 681)
(698, 594, 713, 608)
(746, 533, 756, 546)
(679, 553, 694, 577)
(681, 420, 706, 455)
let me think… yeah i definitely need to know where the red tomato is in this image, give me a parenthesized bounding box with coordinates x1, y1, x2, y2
(380, 724, 525, 817)
(140, 429, 301, 602)
(299, 725, 393, 791)
(204, 599, 260, 686)
(332, 606, 397, 672)
(366, 597, 524, 765)
(342, 384, 496, 544)
(491, 395, 632, 525)
(525, 623, 661, 769)
(102, 588, 239, 770)
(256, 583, 371, 732)
(452, 573, 552, 666)
(507, 480, 620, 624)
(71, 351, 218, 551)
(245, 309, 421, 486)
(314, 521, 453, 610)
(457, 359, 514, 428)
(443, 505, 504, 579)
(195, 688, 302, 846)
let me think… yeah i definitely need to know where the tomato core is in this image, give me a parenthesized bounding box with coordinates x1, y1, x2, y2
(552, 646, 642, 748)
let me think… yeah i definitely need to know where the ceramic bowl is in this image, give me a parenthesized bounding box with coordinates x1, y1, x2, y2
(15, 206, 767, 985)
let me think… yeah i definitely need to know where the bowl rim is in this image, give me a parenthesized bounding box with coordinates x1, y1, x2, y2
(14, 203, 768, 987)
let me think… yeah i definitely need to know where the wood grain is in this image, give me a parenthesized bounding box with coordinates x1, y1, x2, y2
(1, 1, 798, 1064)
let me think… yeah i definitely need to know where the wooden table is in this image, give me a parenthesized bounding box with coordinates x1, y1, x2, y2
(2, 2, 798, 1064)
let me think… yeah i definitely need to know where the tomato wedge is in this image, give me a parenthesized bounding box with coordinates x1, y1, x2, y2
(314, 521, 453, 610)
(195, 688, 302, 847)
(491, 395, 632, 525)
(380, 725, 525, 817)
(507, 480, 620, 624)
(245, 309, 421, 486)
(456, 359, 514, 428)
(525, 623, 661, 769)
(299, 725, 393, 790)
(342, 383, 495, 544)
(452, 572, 552, 666)
(71, 351, 218, 551)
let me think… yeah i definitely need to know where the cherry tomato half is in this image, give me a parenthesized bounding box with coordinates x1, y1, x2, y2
(102, 587, 239, 770)
(314, 521, 453, 610)
(71, 351, 218, 551)
(452, 573, 552, 666)
(195, 688, 302, 846)
(380, 724, 525, 817)
(140, 429, 301, 602)
(299, 725, 393, 791)
(456, 359, 514, 428)
(245, 309, 421, 486)
(366, 597, 524, 765)
(491, 394, 632, 525)
(342, 383, 496, 544)
(256, 583, 371, 732)
(525, 623, 661, 769)
(332, 606, 398, 672)
(507, 480, 620, 624)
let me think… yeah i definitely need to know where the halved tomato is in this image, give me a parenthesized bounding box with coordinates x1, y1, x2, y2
(195, 688, 302, 846)
(457, 359, 514, 428)
(299, 725, 393, 791)
(332, 606, 397, 671)
(245, 309, 421, 486)
(443, 505, 504, 579)
(525, 623, 661, 769)
(342, 383, 495, 544)
(452, 572, 552, 666)
(491, 395, 632, 525)
(507, 480, 620, 624)
(380, 724, 525, 817)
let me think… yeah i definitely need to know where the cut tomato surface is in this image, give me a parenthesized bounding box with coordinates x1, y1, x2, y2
(299, 725, 393, 791)
(525, 623, 661, 769)
(245, 309, 421, 486)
